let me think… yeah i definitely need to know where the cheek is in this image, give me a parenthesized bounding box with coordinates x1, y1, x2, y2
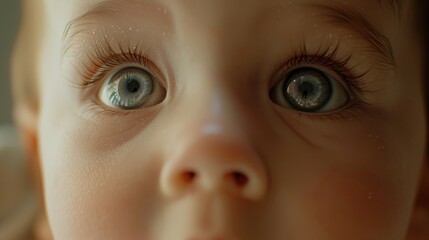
(298, 169, 400, 240)
(40, 115, 163, 239)
(263, 113, 413, 239)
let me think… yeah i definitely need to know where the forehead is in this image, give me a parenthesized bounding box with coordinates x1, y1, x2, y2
(50, 0, 402, 22)
(48, 0, 405, 53)
(48, 0, 405, 71)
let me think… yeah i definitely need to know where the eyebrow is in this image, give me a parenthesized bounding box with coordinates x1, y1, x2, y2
(314, 3, 397, 68)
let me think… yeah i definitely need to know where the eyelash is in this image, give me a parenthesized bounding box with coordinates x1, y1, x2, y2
(76, 40, 372, 120)
(271, 41, 373, 121)
(77, 41, 153, 89)
(75, 40, 154, 117)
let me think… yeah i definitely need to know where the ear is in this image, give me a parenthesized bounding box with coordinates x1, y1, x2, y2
(14, 105, 54, 240)
(13, 104, 42, 197)
(406, 160, 429, 239)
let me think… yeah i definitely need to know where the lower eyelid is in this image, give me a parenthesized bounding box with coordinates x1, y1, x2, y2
(272, 102, 369, 123)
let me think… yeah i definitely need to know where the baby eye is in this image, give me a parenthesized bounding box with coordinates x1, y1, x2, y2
(270, 67, 348, 113)
(99, 67, 166, 109)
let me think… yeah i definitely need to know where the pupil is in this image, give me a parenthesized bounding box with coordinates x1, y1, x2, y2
(126, 79, 140, 93)
(298, 81, 314, 98)
(281, 68, 332, 112)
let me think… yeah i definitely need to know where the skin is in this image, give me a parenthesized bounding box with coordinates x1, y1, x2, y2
(12, 0, 429, 239)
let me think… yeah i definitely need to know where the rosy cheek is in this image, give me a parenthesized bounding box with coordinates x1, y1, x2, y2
(299, 169, 397, 239)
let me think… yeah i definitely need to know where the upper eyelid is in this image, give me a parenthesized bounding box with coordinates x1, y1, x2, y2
(269, 40, 367, 87)
(78, 37, 366, 88)
(74, 39, 159, 89)
(311, 3, 397, 68)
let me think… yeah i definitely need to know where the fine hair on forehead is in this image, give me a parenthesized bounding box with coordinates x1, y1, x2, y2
(377, 0, 403, 17)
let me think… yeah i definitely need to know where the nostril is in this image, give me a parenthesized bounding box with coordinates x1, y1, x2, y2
(227, 171, 249, 187)
(182, 170, 197, 182)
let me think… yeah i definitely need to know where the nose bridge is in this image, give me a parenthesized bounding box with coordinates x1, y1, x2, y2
(173, 82, 250, 140)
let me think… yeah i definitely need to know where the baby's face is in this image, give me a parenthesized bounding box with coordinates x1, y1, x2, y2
(34, 0, 425, 239)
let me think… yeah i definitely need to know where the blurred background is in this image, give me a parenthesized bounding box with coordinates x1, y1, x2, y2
(0, 0, 20, 125)
(1, 4, 36, 239)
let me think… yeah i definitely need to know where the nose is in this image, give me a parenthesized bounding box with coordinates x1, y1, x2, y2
(159, 132, 268, 201)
